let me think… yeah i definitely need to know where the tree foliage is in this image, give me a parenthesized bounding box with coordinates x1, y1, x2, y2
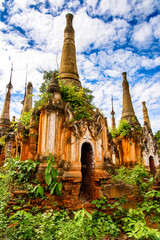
(110, 119, 132, 138)
(34, 70, 95, 121)
(154, 130, 160, 147)
(59, 80, 95, 120)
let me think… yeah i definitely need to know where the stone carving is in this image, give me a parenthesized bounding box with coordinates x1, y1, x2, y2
(143, 122, 158, 155)
(65, 102, 74, 122)
(68, 113, 103, 140)
(88, 109, 103, 139)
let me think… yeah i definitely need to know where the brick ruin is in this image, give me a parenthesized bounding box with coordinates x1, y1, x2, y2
(0, 13, 159, 207)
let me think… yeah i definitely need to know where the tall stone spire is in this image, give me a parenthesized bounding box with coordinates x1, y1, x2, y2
(142, 101, 151, 128)
(121, 72, 140, 125)
(111, 96, 116, 130)
(21, 82, 33, 114)
(0, 65, 13, 129)
(59, 13, 81, 87)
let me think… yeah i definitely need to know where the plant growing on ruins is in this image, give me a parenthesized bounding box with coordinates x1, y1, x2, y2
(140, 190, 160, 224)
(91, 197, 108, 209)
(45, 153, 63, 196)
(118, 119, 132, 136)
(0, 136, 5, 147)
(34, 70, 95, 121)
(154, 130, 160, 148)
(111, 164, 153, 192)
(110, 119, 142, 139)
(110, 119, 132, 138)
(4, 157, 40, 184)
(20, 110, 33, 130)
(59, 80, 95, 120)
(34, 70, 56, 110)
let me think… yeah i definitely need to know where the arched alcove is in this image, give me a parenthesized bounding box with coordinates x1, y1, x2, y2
(80, 142, 95, 198)
(18, 145, 21, 156)
(149, 156, 156, 175)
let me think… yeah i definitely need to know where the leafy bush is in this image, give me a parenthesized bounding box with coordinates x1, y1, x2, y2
(118, 119, 132, 136)
(59, 81, 95, 120)
(0, 136, 5, 147)
(4, 208, 120, 240)
(4, 157, 40, 184)
(20, 110, 33, 130)
(122, 208, 160, 239)
(0, 169, 10, 239)
(110, 119, 131, 138)
(111, 164, 153, 192)
(154, 130, 160, 148)
(34, 70, 55, 110)
(34, 70, 95, 121)
(44, 154, 63, 196)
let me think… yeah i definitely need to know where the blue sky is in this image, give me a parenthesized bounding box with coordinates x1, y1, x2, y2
(0, 0, 160, 132)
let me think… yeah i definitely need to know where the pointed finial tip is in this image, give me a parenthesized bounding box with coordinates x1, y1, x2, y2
(66, 13, 73, 19)
(122, 72, 127, 81)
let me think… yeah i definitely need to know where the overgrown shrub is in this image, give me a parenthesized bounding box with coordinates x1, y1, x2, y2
(111, 164, 153, 192)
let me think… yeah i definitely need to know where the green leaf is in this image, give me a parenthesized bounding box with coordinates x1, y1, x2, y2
(52, 168, 58, 179)
(37, 185, 44, 197)
(85, 210, 92, 220)
(45, 173, 52, 186)
(50, 182, 58, 194)
(91, 200, 97, 205)
(57, 182, 63, 195)
(101, 205, 106, 210)
(45, 161, 51, 174)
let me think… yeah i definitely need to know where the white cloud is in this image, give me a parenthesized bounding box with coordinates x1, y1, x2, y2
(67, 0, 80, 9)
(133, 0, 159, 20)
(86, 0, 98, 9)
(132, 22, 152, 45)
(0, 0, 5, 11)
(99, 0, 131, 17)
(150, 15, 160, 40)
(104, 69, 120, 77)
(0, 0, 159, 132)
(141, 56, 160, 69)
(74, 9, 129, 52)
(48, 0, 65, 9)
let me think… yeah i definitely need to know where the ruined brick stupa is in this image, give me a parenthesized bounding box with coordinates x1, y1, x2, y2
(0, 13, 159, 204)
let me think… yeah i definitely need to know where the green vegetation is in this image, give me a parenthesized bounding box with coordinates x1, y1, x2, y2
(1, 162, 160, 239)
(154, 130, 160, 148)
(0, 136, 5, 147)
(4, 157, 40, 184)
(110, 119, 132, 138)
(3, 154, 62, 198)
(110, 118, 142, 138)
(59, 80, 95, 120)
(111, 164, 154, 192)
(44, 153, 62, 195)
(122, 208, 160, 239)
(20, 110, 33, 130)
(34, 70, 55, 110)
(34, 70, 95, 121)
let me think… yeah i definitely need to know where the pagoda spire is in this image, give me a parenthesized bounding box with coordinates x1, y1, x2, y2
(21, 82, 33, 114)
(111, 96, 116, 130)
(59, 13, 81, 87)
(142, 101, 151, 128)
(121, 72, 140, 125)
(0, 64, 13, 129)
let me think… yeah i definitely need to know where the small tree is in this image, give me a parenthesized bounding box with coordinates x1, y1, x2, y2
(154, 130, 160, 148)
